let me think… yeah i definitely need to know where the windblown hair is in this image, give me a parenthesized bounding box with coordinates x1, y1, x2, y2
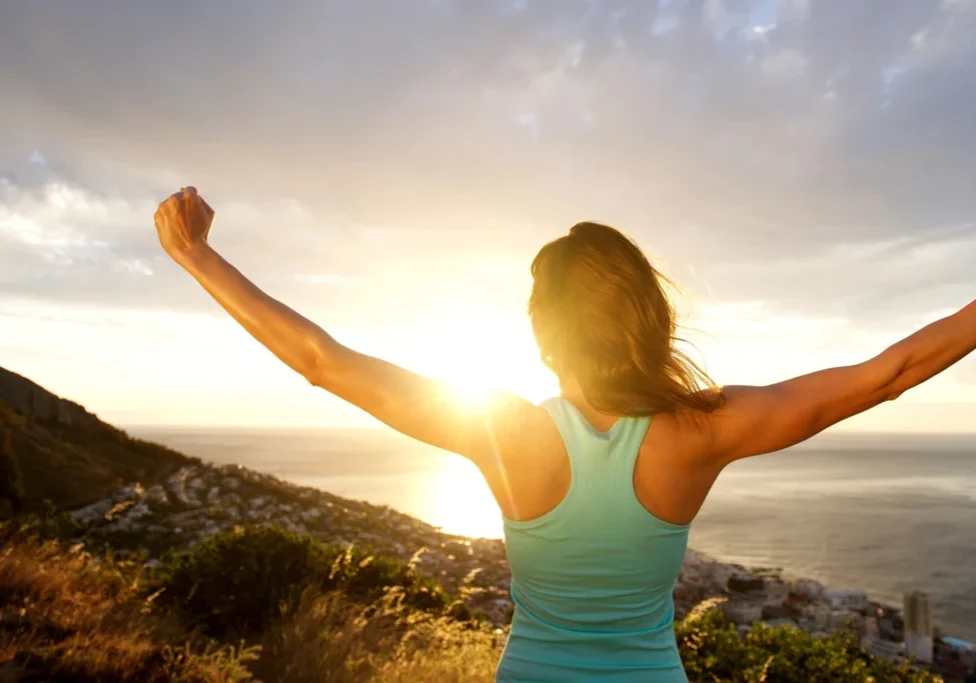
(528, 222, 724, 417)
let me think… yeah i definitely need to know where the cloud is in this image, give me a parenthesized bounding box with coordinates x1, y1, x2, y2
(699, 223, 976, 324)
(761, 48, 808, 79)
(0, 0, 974, 327)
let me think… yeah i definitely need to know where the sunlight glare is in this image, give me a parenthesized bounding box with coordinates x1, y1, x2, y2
(433, 455, 503, 539)
(400, 303, 559, 406)
(445, 378, 497, 411)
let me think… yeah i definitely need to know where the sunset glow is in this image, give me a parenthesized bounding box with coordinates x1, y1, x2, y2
(2, 2, 974, 433)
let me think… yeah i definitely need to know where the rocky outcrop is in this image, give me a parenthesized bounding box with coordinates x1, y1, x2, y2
(71, 463, 517, 623)
(69, 461, 917, 645)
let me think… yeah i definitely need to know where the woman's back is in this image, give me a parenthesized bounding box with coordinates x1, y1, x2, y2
(497, 396, 691, 682)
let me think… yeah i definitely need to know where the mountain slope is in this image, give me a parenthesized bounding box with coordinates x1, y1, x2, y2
(0, 365, 195, 512)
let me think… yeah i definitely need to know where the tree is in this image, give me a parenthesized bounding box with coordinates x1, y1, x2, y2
(0, 428, 25, 517)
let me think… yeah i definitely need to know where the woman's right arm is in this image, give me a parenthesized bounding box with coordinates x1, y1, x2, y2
(697, 298, 976, 465)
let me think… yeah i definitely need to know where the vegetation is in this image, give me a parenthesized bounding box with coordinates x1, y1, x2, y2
(0, 428, 25, 518)
(0, 522, 496, 682)
(0, 521, 943, 682)
(0, 527, 257, 682)
(154, 525, 475, 637)
(0, 386, 195, 514)
(677, 598, 941, 683)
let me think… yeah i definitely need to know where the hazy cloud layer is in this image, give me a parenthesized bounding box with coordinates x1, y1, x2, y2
(2, 0, 975, 325)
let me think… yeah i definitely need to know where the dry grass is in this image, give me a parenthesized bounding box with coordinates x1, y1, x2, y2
(0, 531, 502, 682)
(0, 533, 256, 682)
(255, 585, 502, 682)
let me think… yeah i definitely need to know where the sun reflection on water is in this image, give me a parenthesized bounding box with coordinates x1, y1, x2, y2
(431, 455, 503, 539)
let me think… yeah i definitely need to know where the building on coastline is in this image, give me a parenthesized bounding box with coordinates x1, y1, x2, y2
(824, 589, 868, 612)
(722, 600, 764, 625)
(762, 580, 790, 607)
(937, 636, 976, 674)
(862, 635, 903, 663)
(904, 590, 934, 664)
(940, 636, 975, 654)
(859, 615, 880, 639)
(790, 578, 824, 602)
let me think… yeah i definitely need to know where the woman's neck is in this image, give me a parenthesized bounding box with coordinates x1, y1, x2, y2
(559, 378, 619, 432)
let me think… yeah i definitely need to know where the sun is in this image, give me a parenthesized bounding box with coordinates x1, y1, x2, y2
(445, 379, 497, 410)
(398, 307, 559, 408)
(382, 304, 560, 538)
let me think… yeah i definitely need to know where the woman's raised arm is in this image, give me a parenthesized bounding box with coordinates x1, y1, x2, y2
(153, 188, 542, 472)
(694, 297, 976, 465)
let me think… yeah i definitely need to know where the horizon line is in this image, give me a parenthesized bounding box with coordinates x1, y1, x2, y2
(123, 423, 976, 438)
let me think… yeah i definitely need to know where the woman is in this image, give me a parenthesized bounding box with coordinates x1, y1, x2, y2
(155, 187, 976, 682)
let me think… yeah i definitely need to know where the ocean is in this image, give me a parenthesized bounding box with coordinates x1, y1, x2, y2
(132, 426, 976, 641)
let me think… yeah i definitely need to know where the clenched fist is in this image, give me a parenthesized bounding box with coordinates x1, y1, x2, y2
(154, 186, 215, 261)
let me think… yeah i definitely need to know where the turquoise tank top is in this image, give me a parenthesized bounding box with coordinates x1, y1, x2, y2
(496, 396, 690, 682)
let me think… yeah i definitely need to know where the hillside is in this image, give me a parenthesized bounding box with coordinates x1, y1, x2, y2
(0, 366, 195, 513)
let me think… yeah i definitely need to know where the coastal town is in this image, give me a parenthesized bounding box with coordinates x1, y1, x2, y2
(70, 462, 976, 681)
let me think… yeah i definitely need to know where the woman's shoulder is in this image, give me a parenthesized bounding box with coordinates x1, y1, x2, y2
(640, 407, 719, 467)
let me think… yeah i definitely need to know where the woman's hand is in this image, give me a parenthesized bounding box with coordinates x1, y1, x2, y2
(154, 186, 215, 263)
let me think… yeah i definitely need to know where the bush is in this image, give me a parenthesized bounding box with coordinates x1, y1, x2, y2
(676, 600, 941, 682)
(154, 525, 452, 636)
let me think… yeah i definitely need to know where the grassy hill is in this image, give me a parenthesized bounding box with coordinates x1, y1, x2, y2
(0, 524, 499, 683)
(0, 366, 194, 514)
(0, 523, 942, 683)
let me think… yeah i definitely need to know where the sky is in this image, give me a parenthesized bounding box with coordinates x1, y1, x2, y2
(1, 0, 975, 431)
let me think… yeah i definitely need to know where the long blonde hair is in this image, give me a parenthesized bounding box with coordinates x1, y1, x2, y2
(528, 222, 723, 416)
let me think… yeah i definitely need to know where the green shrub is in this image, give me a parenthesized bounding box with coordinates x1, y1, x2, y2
(154, 525, 452, 636)
(676, 601, 941, 682)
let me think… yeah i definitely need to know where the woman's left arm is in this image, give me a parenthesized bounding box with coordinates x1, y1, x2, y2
(154, 188, 540, 468)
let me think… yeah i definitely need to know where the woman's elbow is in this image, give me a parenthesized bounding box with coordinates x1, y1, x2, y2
(302, 339, 345, 388)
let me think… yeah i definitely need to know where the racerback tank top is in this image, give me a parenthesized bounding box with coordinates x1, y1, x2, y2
(496, 396, 690, 682)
